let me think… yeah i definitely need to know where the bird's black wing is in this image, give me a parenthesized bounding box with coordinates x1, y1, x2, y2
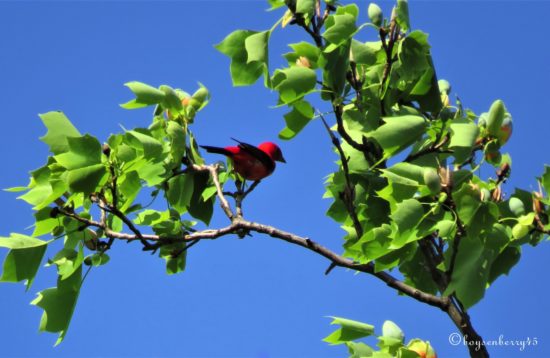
(231, 138, 275, 172)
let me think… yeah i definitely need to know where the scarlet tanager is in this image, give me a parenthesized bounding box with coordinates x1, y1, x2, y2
(200, 139, 286, 181)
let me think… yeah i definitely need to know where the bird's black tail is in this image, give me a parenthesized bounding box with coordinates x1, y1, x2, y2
(200, 145, 232, 156)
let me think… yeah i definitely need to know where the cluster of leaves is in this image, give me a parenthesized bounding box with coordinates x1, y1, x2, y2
(0, 81, 224, 344)
(2, 0, 550, 353)
(324, 317, 437, 358)
(216, 0, 550, 320)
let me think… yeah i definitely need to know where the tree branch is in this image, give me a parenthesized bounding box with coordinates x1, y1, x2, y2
(405, 135, 451, 163)
(192, 163, 234, 220)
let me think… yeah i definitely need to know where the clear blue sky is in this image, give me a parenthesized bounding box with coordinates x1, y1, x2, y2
(1, 1, 549, 357)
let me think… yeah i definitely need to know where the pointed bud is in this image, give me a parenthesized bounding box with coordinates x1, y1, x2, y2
(368, 3, 383, 27)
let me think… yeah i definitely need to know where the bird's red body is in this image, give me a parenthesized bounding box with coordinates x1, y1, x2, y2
(201, 139, 285, 181)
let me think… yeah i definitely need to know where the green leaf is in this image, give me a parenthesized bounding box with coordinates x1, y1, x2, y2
(187, 171, 214, 225)
(279, 100, 314, 139)
(397, 31, 429, 80)
(39, 112, 81, 155)
(159, 85, 183, 112)
(351, 40, 377, 65)
(283, 42, 321, 69)
(166, 121, 186, 164)
(368, 115, 427, 157)
(85, 253, 110, 267)
(50, 246, 84, 280)
(395, 0, 410, 32)
(167, 174, 194, 213)
(445, 224, 509, 308)
(0, 234, 48, 290)
(320, 41, 350, 96)
(449, 119, 479, 164)
(55, 135, 102, 170)
(296, 0, 315, 16)
(31, 266, 82, 346)
(120, 81, 166, 108)
(0, 233, 49, 249)
(271, 66, 317, 104)
(324, 316, 375, 345)
(215, 30, 267, 86)
(345, 224, 392, 262)
(488, 246, 520, 284)
(390, 199, 424, 248)
(118, 171, 141, 212)
(160, 243, 187, 275)
(66, 163, 107, 194)
(126, 130, 164, 160)
(323, 13, 357, 50)
(4, 186, 30, 193)
(346, 341, 374, 358)
(267, 0, 285, 10)
(399, 247, 439, 295)
(33, 207, 59, 237)
(245, 31, 270, 64)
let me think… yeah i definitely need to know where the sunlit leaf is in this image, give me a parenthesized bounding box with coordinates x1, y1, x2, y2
(324, 316, 375, 345)
(39, 112, 81, 155)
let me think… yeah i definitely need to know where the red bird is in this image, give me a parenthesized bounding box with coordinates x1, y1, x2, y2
(200, 139, 286, 181)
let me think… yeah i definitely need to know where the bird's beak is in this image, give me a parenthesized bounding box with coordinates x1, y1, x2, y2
(277, 155, 286, 163)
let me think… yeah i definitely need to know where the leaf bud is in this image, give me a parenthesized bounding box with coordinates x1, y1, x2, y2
(508, 197, 526, 216)
(438, 79, 451, 95)
(423, 168, 441, 195)
(486, 99, 506, 136)
(102, 143, 111, 157)
(368, 3, 383, 27)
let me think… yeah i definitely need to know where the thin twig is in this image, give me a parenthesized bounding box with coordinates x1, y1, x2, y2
(405, 134, 451, 162)
(192, 164, 234, 220)
(318, 112, 363, 239)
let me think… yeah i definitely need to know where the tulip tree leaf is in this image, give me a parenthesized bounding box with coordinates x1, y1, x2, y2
(395, 0, 410, 32)
(39, 112, 81, 155)
(187, 171, 214, 225)
(279, 100, 314, 140)
(283, 42, 321, 69)
(120, 81, 166, 109)
(323, 13, 357, 50)
(320, 41, 350, 96)
(445, 224, 509, 308)
(0, 234, 49, 290)
(55, 135, 102, 170)
(160, 243, 187, 275)
(368, 116, 427, 157)
(449, 119, 479, 163)
(167, 174, 194, 214)
(271, 66, 317, 104)
(66, 164, 107, 194)
(296, 0, 315, 17)
(31, 266, 82, 346)
(324, 316, 375, 345)
(390, 199, 424, 248)
(351, 40, 377, 66)
(216, 30, 269, 86)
